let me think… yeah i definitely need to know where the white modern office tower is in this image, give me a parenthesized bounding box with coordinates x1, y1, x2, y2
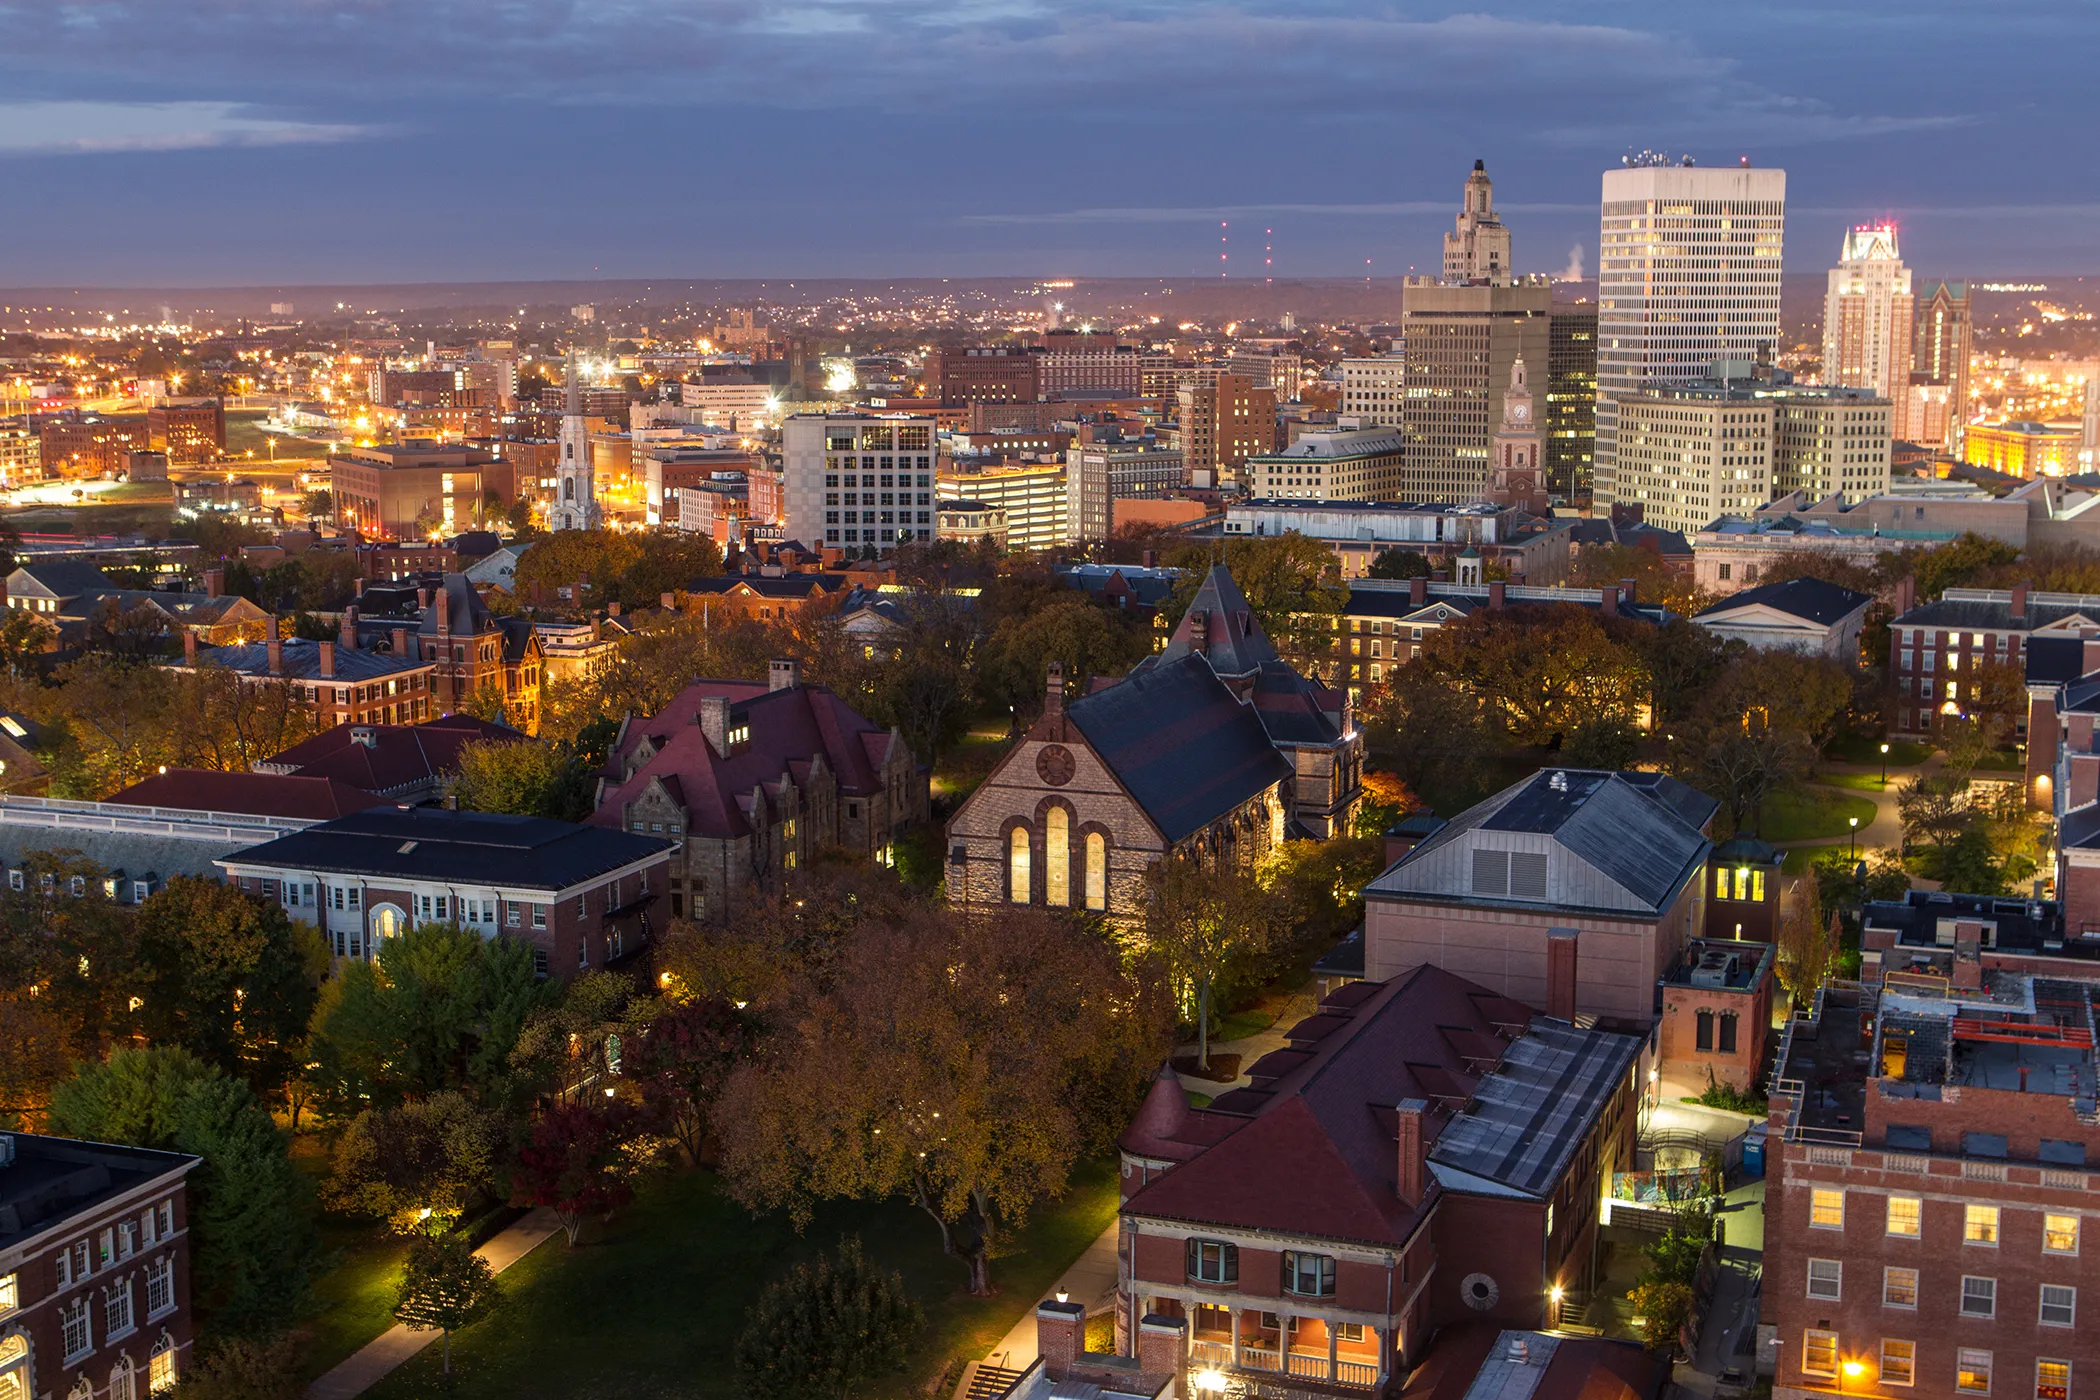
(782, 413, 938, 557)
(1593, 162, 1786, 506)
(1821, 224, 1915, 438)
(550, 352, 600, 531)
(1443, 160, 1512, 285)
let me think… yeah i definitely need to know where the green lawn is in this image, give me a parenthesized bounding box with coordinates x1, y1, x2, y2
(933, 730, 1017, 804)
(1756, 788, 1878, 843)
(1819, 772, 1888, 792)
(286, 1132, 414, 1381)
(1974, 747, 2025, 772)
(366, 1160, 1121, 1400)
(1824, 734, 1931, 767)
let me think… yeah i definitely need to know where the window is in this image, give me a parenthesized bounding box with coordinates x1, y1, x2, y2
(145, 1257, 173, 1318)
(1807, 1259, 1841, 1300)
(2041, 1285, 2076, 1327)
(1885, 1266, 1918, 1308)
(155, 1203, 171, 1238)
(1811, 1188, 1844, 1229)
(1084, 833, 1106, 912)
(577, 936, 589, 970)
(1185, 1239, 1238, 1285)
(1802, 1330, 1839, 1378)
(1962, 1276, 1997, 1318)
(1887, 1196, 1922, 1237)
(506, 903, 521, 928)
(2039, 1360, 2070, 1400)
(1696, 1008, 1714, 1051)
(1967, 1204, 2001, 1245)
(1045, 807, 1070, 908)
(532, 904, 547, 929)
(1282, 1252, 1335, 1297)
(109, 1357, 136, 1400)
(1008, 827, 1030, 904)
(62, 1297, 91, 1361)
(1959, 1349, 1993, 1395)
(1719, 1013, 1738, 1054)
(0, 1272, 12, 1315)
(0, 1334, 24, 1400)
(103, 1278, 133, 1339)
(1883, 1339, 1916, 1387)
(2045, 1214, 2080, 1254)
(149, 1333, 176, 1393)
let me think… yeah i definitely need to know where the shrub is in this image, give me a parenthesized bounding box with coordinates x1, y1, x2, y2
(734, 1238, 922, 1400)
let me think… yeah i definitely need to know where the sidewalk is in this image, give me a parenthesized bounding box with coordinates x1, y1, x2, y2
(305, 1208, 565, 1400)
(980, 1218, 1121, 1372)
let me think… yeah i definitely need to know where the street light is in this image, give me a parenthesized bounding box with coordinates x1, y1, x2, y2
(1849, 815, 1860, 859)
(1880, 741, 1890, 785)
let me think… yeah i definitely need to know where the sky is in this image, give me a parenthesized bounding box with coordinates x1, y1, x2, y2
(2, 0, 2095, 287)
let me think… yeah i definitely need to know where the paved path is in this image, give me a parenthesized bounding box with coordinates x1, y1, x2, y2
(305, 1209, 564, 1400)
(981, 1218, 1122, 1372)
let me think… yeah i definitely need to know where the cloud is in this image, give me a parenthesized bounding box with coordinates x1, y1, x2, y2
(964, 200, 1595, 226)
(0, 101, 371, 155)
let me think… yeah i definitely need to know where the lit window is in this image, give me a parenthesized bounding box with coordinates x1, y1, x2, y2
(1802, 1330, 1839, 1379)
(1962, 1276, 1997, 1318)
(2041, 1285, 2076, 1327)
(1282, 1252, 1336, 1297)
(1883, 1339, 1916, 1387)
(1884, 1267, 1918, 1308)
(1958, 1349, 1993, 1395)
(0, 1271, 13, 1315)
(1887, 1196, 1922, 1237)
(1967, 1205, 2001, 1245)
(2038, 1360, 2070, 1400)
(1811, 1188, 1844, 1229)
(1807, 1259, 1841, 1300)
(2045, 1214, 2080, 1255)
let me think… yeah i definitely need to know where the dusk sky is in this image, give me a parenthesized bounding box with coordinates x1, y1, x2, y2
(4, 0, 2095, 287)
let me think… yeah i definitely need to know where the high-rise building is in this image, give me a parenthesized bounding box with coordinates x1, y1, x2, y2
(550, 355, 599, 531)
(1176, 373, 1276, 489)
(1339, 349, 1404, 427)
(1547, 304, 1598, 502)
(1066, 440, 1185, 543)
(1443, 160, 1512, 285)
(1914, 280, 1974, 450)
(1594, 162, 1786, 505)
(926, 347, 1040, 404)
(1242, 428, 1406, 502)
(782, 413, 937, 556)
(1822, 224, 1915, 438)
(1398, 280, 1551, 502)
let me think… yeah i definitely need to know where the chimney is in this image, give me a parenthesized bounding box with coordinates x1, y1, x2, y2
(391, 626, 410, 659)
(1488, 579, 1506, 610)
(699, 695, 731, 754)
(417, 586, 433, 610)
(265, 621, 283, 677)
(339, 604, 358, 650)
(660, 591, 676, 610)
(1136, 1316, 1187, 1383)
(1142, 548, 1156, 568)
(607, 600, 621, 618)
(1036, 1299, 1085, 1378)
(1618, 576, 1636, 605)
(182, 629, 197, 665)
(769, 657, 799, 692)
(1953, 938, 1984, 991)
(1395, 1098, 1427, 1206)
(319, 640, 336, 679)
(1409, 576, 1428, 605)
(1599, 584, 1619, 614)
(2012, 582, 2030, 623)
(1044, 661, 1065, 727)
(1895, 573, 1916, 615)
(203, 567, 224, 599)
(435, 584, 450, 637)
(1187, 610, 1209, 652)
(354, 576, 366, 598)
(1547, 928, 1579, 1022)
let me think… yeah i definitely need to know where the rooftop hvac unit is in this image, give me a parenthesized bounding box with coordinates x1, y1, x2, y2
(1689, 951, 1739, 989)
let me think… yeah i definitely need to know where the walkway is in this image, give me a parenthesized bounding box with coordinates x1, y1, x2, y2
(305, 1208, 565, 1400)
(980, 1218, 1121, 1372)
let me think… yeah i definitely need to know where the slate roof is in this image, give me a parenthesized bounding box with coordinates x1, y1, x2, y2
(1696, 575, 1873, 627)
(2029, 635, 2087, 686)
(110, 769, 388, 821)
(593, 680, 904, 840)
(682, 574, 847, 600)
(350, 574, 539, 663)
(256, 714, 519, 796)
(8, 561, 117, 599)
(1426, 1019, 1643, 1196)
(1148, 565, 1278, 679)
(188, 638, 427, 682)
(220, 806, 675, 891)
(1896, 591, 2100, 634)
(1065, 654, 1291, 845)
(1121, 966, 1609, 1248)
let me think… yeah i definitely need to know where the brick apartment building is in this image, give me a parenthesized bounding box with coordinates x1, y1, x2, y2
(329, 442, 494, 540)
(590, 659, 927, 923)
(1889, 583, 2095, 739)
(1768, 975, 2100, 1400)
(1177, 373, 1276, 489)
(38, 413, 149, 478)
(926, 347, 1041, 404)
(1113, 965, 1641, 1386)
(146, 399, 225, 465)
(173, 610, 437, 729)
(0, 1132, 200, 1400)
(219, 805, 675, 974)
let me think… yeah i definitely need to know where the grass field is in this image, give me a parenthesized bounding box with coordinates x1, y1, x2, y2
(1757, 787, 1878, 843)
(932, 729, 1017, 805)
(1819, 772, 1888, 792)
(1825, 735, 1932, 767)
(364, 1160, 1121, 1400)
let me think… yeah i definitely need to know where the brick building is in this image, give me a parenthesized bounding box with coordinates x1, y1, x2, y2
(353, 575, 542, 732)
(1656, 937, 1776, 1096)
(926, 347, 1040, 404)
(253, 714, 519, 804)
(219, 806, 674, 974)
(1113, 965, 1641, 1385)
(1362, 768, 1718, 1023)
(38, 413, 149, 478)
(329, 442, 494, 540)
(590, 659, 926, 923)
(1889, 583, 2085, 739)
(172, 609, 436, 729)
(1768, 976, 2100, 1400)
(146, 399, 225, 465)
(1177, 374, 1275, 489)
(0, 1131, 200, 1400)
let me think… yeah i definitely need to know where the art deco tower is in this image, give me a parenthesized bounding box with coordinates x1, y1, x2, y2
(1443, 160, 1512, 286)
(1822, 224, 1914, 438)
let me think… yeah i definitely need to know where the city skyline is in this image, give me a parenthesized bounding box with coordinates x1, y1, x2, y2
(1, 0, 2096, 284)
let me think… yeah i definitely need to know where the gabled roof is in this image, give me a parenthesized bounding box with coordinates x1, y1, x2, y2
(682, 574, 846, 600)
(1695, 575, 1872, 627)
(221, 806, 674, 892)
(7, 561, 115, 599)
(257, 714, 519, 795)
(1150, 565, 1281, 680)
(593, 680, 903, 840)
(1065, 654, 1290, 845)
(110, 769, 388, 821)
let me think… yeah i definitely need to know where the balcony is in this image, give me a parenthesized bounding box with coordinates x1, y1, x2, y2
(1186, 1338, 1380, 1392)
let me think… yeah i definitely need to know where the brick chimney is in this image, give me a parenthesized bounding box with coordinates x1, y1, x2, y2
(1547, 929, 1579, 1022)
(1409, 576, 1428, 605)
(2012, 582, 2030, 624)
(265, 620, 283, 677)
(1136, 1316, 1187, 1381)
(1395, 1098, 1427, 1206)
(435, 583, 450, 638)
(1044, 661, 1065, 728)
(607, 600, 621, 618)
(203, 567, 224, 599)
(699, 695, 731, 754)
(1488, 579, 1506, 610)
(391, 626, 409, 658)
(1599, 584, 1619, 614)
(1618, 576, 1636, 605)
(1953, 937, 1984, 991)
(418, 586, 433, 610)
(319, 640, 336, 679)
(339, 604, 359, 650)
(354, 576, 366, 598)
(1895, 574, 1916, 615)
(182, 629, 197, 665)
(769, 657, 799, 692)
(1036, 1299, 1085, 1378)
(1142, 548, 1156, 568)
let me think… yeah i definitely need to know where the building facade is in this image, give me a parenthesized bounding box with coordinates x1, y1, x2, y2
(1823, 225, 1915, 440)
(1547, 303, 1598, 503)
(1443, 160, 1512, 285)
(1399, 280, 1552, 504)
(1067, 442, 1186, 544)
(1241, 429, 1405, 503)
(1339, 352, 1404, 428)
(1914, 281, 1974, 451)
(782, 413, 938, 556)
(937, 460, 1066, 554)
(1177, 374, 1275, 490)
(145, 399, 225, 465)
(329, 442, 492, 541)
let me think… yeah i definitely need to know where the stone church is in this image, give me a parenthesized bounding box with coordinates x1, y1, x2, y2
(945, 566, 1362, 923)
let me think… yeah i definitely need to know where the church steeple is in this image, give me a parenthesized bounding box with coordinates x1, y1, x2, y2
(1486, 356, 1544, 509)
(551, 349, 599, 531)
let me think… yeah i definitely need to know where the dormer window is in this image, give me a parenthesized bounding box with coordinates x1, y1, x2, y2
(726, 722, 751, 751)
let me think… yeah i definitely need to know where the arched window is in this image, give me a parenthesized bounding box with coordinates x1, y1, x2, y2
(110, 1355, 137, 1400)
(1045, 808, 1070, 908)
(1085, 833, 1107, 912)
(1008, 827, 1031, 905)
(149, 1332, 177, 1394)
(370, 904, 404, 944)
(0, 1334, 31, 1400)
(68, 1375, 92, 1400)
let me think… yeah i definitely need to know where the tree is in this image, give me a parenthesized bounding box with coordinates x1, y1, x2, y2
(0, 606, 55, 678)
(511, 1099, 655, 1246)
(0, 852, 141, 1117)
(734, 1238, 922, 1400)
(621, 529, 725, 603)
(1668, 654, 1849, 835)
(1896, 773, 1972, 853)
(47, 1048, 318, 1335)
(168, 1333, 305, 1400)
(978, 596, 1148, 719)
(326, 1092, 504, 1232)
(1629, 1279, 1693, 1357)
(1635, 619, 1733, 727)
(1938, 825, 2006, 895)
(1259, 836, 1387, 956)
(1144, 859, 1281, 1072)
(303, 488, 334, 522)
(1421, 605, 1646, 748)
(1567, 542, 1710, 618)
(129, 876, 324, 1097)
(393, 1234, 501, 1379)
(626, 998, 751, 1165)
(1774, 876, 1834, 1006)
(1561, 716, 1641, 770)
(452, 738, 591, 820)
(1884, 533, 2021, 601)
(1366, 548, 1432, 581)
(1160, 534, 1347, 657)
(1358, 667, 1491, 808)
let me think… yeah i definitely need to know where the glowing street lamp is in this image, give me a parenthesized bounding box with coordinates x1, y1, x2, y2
(1841, 1358, 1867, 1398)
(1849, 815, 1860, 859)
(1879, 742, 1890, 784)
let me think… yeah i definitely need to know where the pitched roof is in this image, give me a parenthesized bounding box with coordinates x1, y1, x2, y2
(8, 561, 115, 598)
(110, 769, 388, 821)
(188, 638, 428, 682)
(1399, 1326, 1668, 1400)
(1426, 1019, 1643, 1196)
(1065, 654, 1291, 844)
(682, 574, 846, 600)
(257, 714, 520, 796)
(2029, 635, 2087, 686)
(1695, 575, 1873, 626)
(1151, 565, 1280, 679)
(220, 806, 674, 891)
(593, 680, 903, 840)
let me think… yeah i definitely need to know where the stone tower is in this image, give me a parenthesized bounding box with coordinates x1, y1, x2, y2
(1443, 159, 1512, 286)
(551, 350, 599, 531)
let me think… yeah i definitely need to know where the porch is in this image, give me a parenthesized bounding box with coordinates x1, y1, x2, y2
(1181, 1303, 1385, 1391)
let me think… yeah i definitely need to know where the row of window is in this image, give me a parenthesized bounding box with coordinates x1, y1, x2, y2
(825, 511, 932, 527)
(1809, 1190, 2080, 1252)
(1808, 1258, 2077, 1323)
(5, 870, 156, 903)
(1009, 819, 1108, 912)
(1185, 1240, 1339, 1298)
(53, 1203, 176, 1290)
(59, 1257, 177, 1363)
(1804, 1334, 2065, 1399)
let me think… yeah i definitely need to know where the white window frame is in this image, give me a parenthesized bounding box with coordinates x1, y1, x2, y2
(61, 1297, 91, 1363)
(1807, 1258, 1842, 1300)
(1884, 1266, 1919, 1309)
(103, 1277, 133, 1341)
(2038, 1359, 2070, 1400)
(1967, 1203, 2001, 1246)
(1882, 1338, 1916, 1388)
(1957, 1348, 1993, 1396)
(1811, 1188, 1844, 1229)
(145, 1257, 174, 1319)
(1961, 1275, 1998, 1318)
(1802, 1329, 1839, 1379)
(1887, 1195, 1922, 1237)
(2040, 1284, 2076, 1328)
(2044, 1213, 2080, 1255)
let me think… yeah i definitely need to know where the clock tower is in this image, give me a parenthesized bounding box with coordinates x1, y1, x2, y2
(1487, 356, 1547, 511)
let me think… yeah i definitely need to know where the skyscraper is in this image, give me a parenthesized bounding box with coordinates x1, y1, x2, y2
(550, 353, 599, 531)
(1821, 223, 1914, 438)
(1443, 160, 1511, 285)
(1398, 280, 1550, 502)
(1913, 279, 1973, 451)
(1546, 304, 1597, 503)
(1593, 161, 1786, 507)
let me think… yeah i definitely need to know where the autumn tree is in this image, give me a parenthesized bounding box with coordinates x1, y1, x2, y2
(1366, 548, 1432, 581)
(1774, 875, 1834, 1005)
(1567, 542, 1710, 618)
(0, 852, 140, 1116)
(626, 998, 752, 1164)
(326, 1091, 505, 1231)
(512, 1098, 657, 1246)
(1145, 859, 1282, 1072)
(1421, 604, 1646, 748)
(452, 737, 592, 820)
(1358, 667, 1491, 807)
(1160, 533, 1348, 657)
(394, 1234, 501, 1378)
(1668, 653, 1851, 835)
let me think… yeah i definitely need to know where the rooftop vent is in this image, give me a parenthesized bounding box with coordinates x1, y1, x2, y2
(1548, 772, 1567, 791)
(1689, 951, 1740, 989)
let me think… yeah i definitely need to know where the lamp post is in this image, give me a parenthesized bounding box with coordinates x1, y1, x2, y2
(1880, 741, 1890, 785)
(1850, 815, 1860, 859)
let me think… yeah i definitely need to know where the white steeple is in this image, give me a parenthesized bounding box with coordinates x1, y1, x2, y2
(551, 349, 599, 531)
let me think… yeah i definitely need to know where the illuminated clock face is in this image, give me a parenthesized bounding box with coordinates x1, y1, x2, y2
(1512, 404, 1530, 422)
